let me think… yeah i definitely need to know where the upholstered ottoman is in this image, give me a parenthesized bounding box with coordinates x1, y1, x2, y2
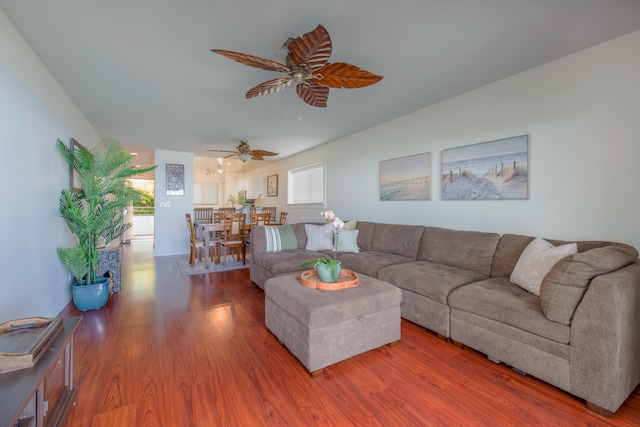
(264, 272, 402, 376)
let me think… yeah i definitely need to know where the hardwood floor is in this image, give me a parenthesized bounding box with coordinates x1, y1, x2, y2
(59, 239, 640, 426)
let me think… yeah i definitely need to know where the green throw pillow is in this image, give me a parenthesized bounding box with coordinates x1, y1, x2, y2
(265, 225, 297, 252)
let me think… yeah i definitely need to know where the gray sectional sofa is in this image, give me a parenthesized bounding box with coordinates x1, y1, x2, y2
(249, 221, 640, 416)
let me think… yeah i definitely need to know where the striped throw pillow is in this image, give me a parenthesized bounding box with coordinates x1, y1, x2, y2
(265, 225, 297, 252)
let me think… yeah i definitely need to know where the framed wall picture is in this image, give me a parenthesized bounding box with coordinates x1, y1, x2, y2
(379, 152, 431, 201)
(267, 174, 278, 197)
(441, 135, 529, 200)
(166, 163, 185, 196)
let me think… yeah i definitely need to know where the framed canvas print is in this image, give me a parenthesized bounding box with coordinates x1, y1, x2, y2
(441, 135, 529, 200)
(166, 163, 185, 196)
(379, 152, 431, 201)
(267, 174, 278, 197)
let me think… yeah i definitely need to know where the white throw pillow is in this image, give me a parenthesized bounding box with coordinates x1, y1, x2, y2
(510, 238, 578, 296)
(304, 223, 334, 251)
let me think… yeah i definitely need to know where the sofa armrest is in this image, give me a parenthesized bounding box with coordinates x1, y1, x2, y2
(569, 260, 640, 413)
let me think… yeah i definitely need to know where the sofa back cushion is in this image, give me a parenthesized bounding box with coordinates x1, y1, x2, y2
(491, 234, 535, 278)
(540, 243, 638, 325)
(370, 223, 425, 259)
(355, 221, 376, 251)
(419, 227, 500, 276)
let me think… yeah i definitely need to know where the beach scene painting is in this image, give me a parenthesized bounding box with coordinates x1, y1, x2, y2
(380, 152, 431, 201)
(442, 135, 529, 200)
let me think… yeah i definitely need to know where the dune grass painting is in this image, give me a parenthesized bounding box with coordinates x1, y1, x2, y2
(380, 152, 431, 201)
(442, 135, 529, 200)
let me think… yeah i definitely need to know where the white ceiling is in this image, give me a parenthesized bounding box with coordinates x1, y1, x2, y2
(3, 0, 640, 174)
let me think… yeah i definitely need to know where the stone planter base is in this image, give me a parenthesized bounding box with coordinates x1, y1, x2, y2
(98, 245, 122, 292)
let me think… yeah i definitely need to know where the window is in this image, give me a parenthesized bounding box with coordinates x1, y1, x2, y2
(288, 162, 325, 204)
(194, 183, 218, 204)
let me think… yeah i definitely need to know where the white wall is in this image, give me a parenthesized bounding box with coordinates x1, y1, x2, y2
(262, 30, 640, 251)
(0, 10, 100, 322)
(154, 150, 194, 256)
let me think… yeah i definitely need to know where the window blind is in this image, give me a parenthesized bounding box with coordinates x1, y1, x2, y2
(288, 162, 325, 204)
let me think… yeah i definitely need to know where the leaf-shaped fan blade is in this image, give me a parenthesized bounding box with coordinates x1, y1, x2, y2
(245, 77, 293, 99)
(296, 81, 329, 108)
(211, 50, 290, 73)
(313, 62, 383, 89)
(207, 149, 238, 153)
(250, 150, 278, 161)
(287, 25, 332, 71)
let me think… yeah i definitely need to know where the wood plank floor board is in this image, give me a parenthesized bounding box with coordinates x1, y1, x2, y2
(58, 240, 640, 426)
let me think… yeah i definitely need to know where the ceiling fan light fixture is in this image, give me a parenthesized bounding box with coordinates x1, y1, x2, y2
(237, 153, 252, 162)
(290, 69, 309, 84)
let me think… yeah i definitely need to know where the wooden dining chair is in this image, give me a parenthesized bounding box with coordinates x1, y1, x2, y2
(217, 213, 246, 265)
(262, 206, 277, 223)
(250, 212, 271, 227)
(218, 207, 236, 214)
(277, 211, 288, 225)
(213, 212, 226, 238)
(193, 207, 213, 224)
(185, 213, 216, 266)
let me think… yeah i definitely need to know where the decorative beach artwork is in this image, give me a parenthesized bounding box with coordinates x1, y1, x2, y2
(379, 152, 431, 201)
(441, 135, 529, 200)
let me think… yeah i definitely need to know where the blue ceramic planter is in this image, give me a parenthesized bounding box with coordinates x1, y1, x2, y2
(315, 261, 342, 283)
(72, 278, 109, 311)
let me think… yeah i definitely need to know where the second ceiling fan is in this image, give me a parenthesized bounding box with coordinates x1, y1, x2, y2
(208, 140, 278, 162)
(211, 24, 383, 107)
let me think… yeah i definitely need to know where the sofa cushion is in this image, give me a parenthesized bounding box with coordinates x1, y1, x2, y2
(264, 225, 298, 252)
(355, 221, 376, 250)
(378, 261, 488, 305)
(371, 223, 424, 259)
(419, 227, 500, 276)
(304, 223, 334, 251)
(540, 243, 639, 325)
(252, 249, 328, 276)
(491, 234, 535, 278)
(448, 277, 570, 344)
(338, 251, 414, 278)
(510, 238, 577, 295)
(334, 230, 359, 253)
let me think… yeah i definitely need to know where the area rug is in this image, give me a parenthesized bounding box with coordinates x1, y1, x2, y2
(177, 257, 250, 276)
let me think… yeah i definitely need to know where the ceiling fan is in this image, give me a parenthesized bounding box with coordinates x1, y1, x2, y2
(207, 140, 278, 162)
(211, 24, 383, 108)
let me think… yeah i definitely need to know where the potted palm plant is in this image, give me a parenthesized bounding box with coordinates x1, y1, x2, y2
(56, 138, 157, 310)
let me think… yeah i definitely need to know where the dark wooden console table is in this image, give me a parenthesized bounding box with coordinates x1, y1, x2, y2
(0, 316, 82, 427)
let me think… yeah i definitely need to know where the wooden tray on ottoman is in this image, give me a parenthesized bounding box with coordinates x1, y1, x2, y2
(0, 317, 63, 373)
(300, 269, 359, 291)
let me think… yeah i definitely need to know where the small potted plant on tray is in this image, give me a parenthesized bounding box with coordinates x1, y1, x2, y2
(301, 210, 344, 282)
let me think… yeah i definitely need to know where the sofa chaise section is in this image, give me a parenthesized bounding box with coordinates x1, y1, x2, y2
(449, 233, 640, 414)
